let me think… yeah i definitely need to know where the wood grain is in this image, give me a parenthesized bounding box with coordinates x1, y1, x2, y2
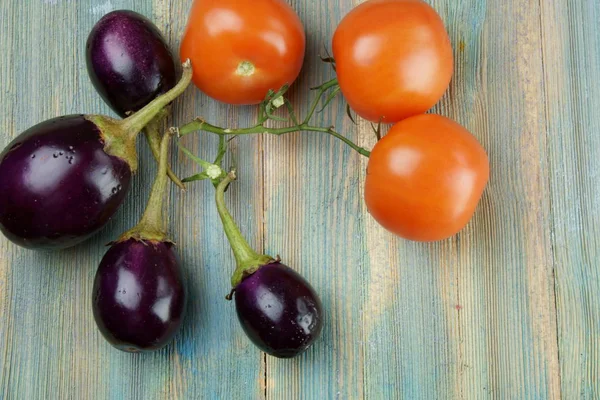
(433, 0, 561, 398)
(0, 0, 598, 399)
(540, 1, 600, 398)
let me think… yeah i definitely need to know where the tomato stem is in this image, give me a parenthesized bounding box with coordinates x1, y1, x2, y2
(303, 78, 340, 124)
(178, 77, 371, 158)
(180, 120, 370, 157)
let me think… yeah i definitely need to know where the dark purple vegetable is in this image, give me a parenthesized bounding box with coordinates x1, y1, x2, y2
(0, 116, 130, 249)
(215, 172, 323, 358)
(0, 63, 192, 250)
(86, 10, 176, 117)
(86, 10, 183, 189)
(93, 130, 186, 352)
(93, 239, 185, 352)
(234, 262, 323, 358)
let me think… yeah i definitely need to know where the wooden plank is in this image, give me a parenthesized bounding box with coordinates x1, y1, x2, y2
(6, 0, 598, 398)
(431, 0, 561, 397)
(168, 0, 265, 398)
(264, 0, 562, 398)
(0, 0, 263, 398)
(0, 0, 15, 397)
(261, 0, 367, 398)
(0, 2, 112, 399)
(429, 0, 561, 397)
(540, 1, 600, 398)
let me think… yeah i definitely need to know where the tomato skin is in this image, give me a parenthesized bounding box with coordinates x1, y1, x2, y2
(333, 0, 453, 123)
(180, 0, 306, 105)
(365, 115, 489, 242)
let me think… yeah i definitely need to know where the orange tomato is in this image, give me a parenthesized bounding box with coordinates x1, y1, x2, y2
(333, 0, 453, 123)
(365, 115, 489, 241)
(180, 0, 306, 105)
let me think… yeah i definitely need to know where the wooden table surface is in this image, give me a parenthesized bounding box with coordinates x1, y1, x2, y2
(0, 0, 598, 399)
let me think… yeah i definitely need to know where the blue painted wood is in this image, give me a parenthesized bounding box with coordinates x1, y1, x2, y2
(0, 1, 262, 399)
(263, 0, 561, 398)
(541, 1, 600, 398)
(1, 0, 598, 399)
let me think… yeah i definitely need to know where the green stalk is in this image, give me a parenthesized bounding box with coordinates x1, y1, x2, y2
(119, 129, 175, 243)
(303, 78, 340, 124)
(144, 112, 186, 190)
(177, 76, 371, 158)
(215, 171, 273, 288)
(91, 60, 193, 172)
(179, 119, 371, 158)
(120, 60, 193, 141)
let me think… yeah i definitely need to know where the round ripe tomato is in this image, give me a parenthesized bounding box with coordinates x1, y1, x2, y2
(180, 0, 306, 105)
(365, 115, 489, 242)
(332, 0, 453, 123)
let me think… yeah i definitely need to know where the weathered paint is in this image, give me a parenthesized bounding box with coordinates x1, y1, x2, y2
(0, 0, 598, 399)
(541, 0, 600, 399)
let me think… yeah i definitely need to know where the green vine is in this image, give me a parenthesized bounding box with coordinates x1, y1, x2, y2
(178, 78, 371, 159)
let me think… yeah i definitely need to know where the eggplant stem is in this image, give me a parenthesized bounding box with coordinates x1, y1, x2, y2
(93, 60, 193, 173)
(119, 128, 175, 242)
(120, 60, 193, 142)
(215, 171, 273, 288)
(144, 113, 186, 190)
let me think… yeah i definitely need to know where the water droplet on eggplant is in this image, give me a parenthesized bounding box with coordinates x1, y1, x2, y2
(0, 115, 132, 249)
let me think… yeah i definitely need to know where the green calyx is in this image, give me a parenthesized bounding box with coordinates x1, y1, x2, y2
(215, 171, 275, 288)
(90, 60, 193, 173)
(230, 255, 275, 289)
(118, 128, 176, 243)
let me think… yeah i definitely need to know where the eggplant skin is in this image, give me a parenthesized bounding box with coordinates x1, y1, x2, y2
(0, 115, 131, 250)
(235, 262, 324, 358)
(92, 239, 186, 352)
(86, 10, 177, 117)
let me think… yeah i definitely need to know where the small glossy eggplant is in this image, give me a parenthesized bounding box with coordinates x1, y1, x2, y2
(86, 10, 183, 189)
(86, 10, 177, 117)
(93, 130, 186, 352)
(93, 239, 185, 351)
(215, 172, 323, 358)
(0, 116, 130, 249)
(0, 62, 192, 250)
(234, 262, 323, 358)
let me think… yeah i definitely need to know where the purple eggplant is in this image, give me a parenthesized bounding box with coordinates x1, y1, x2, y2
(93, 130, 186, 352)
(92, 239, 185, 351)
(86, 10, 176, 118)
(0, 62, 192, 250)
(0, 116, 130, 249)
(234, 262, 323, 358)
(86, 10, 183, 189)
(215, 172, 323, 358)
